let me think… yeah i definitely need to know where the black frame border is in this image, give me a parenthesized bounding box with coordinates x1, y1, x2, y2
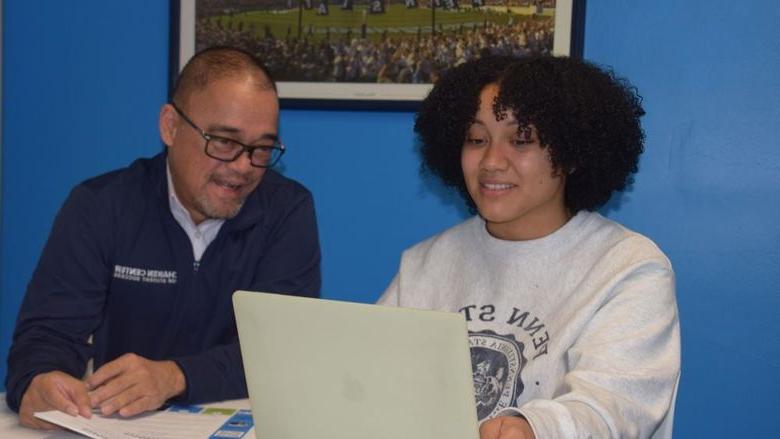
(168, 0, 586, 111)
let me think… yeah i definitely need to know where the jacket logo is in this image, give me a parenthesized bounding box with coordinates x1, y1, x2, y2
(469, 330, 526, 420)
(113, 265, 177, 284)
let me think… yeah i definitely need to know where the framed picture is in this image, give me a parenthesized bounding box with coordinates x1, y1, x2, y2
(170, 0, 585, 108)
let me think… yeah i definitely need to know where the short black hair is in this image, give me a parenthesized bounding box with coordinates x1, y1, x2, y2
(172, 46, 276, 107)
(415, 55, 646, 213)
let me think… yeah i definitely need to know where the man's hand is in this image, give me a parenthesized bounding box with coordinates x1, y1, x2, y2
(85, 353, 186, 417)
(19, 371, 92, 430)
(480, 415, 536, 439)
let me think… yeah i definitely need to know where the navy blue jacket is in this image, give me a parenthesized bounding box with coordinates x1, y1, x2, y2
(5, 153, 321, 411)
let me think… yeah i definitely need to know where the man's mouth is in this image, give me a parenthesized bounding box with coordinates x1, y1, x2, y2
(215, 180, 243, 191)
(210, 175, 250, 195)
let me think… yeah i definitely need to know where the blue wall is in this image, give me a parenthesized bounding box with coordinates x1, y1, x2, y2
(2, 0, 779, 436)
(0, 0, 170, 393)
(584, 2, 780, 436)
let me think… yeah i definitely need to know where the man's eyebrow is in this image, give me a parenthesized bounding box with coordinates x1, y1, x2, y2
(207, 124, 241, 135)
(254, 133, 279, 143)
(207, 125, 279, 143)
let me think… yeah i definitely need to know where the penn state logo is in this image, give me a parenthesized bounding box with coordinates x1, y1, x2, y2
(469, 330, 526, 420)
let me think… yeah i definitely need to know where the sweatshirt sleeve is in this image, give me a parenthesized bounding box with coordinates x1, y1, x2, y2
(5, 185, 111, 412)
(170, 189, 322, 403)
(510, 261, 680, 438)
(376, 273, 401, 306)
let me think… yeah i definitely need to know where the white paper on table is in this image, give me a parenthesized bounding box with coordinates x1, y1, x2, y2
(34, 408, 237, 439)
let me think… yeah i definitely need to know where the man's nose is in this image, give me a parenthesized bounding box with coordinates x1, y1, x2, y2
(233, 151, 254, 173)
(228, 150, 256, 174)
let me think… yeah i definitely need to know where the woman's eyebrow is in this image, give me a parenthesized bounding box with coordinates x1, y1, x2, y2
(471, 118, 519, 126)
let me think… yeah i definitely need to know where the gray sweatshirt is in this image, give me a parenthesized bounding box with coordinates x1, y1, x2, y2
(379, 211, 680, 438)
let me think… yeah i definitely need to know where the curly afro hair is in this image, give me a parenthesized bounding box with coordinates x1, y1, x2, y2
(415, 55, 645, 213)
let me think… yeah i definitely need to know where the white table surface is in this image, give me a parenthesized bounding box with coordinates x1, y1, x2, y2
(0, 394, 253, 438)
(0, 398, 78, 438)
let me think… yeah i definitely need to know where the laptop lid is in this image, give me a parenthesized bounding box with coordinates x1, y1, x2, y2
(233, 291, 479, 439)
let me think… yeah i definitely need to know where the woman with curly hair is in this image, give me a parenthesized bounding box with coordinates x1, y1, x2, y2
(379, 56, 680, 439)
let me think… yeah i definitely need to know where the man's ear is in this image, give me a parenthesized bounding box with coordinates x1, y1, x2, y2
(159, 104, 178, 147)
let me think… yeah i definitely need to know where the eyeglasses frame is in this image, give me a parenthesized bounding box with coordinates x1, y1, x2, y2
(169, 102, 285, 168)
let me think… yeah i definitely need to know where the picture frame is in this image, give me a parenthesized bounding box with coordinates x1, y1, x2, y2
(169, 0, 585, 109)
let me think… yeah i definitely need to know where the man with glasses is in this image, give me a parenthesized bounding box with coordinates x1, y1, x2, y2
(6, 47, 321, 429)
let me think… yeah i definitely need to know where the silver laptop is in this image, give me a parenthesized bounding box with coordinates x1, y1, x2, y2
(233, 291, 479, 439)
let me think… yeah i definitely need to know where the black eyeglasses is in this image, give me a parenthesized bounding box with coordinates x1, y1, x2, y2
(170, 102, 285, 168)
